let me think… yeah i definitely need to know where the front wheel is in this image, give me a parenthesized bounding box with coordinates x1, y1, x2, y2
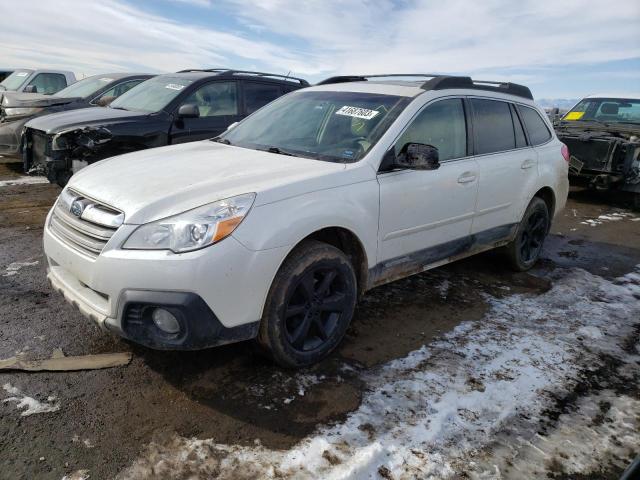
(503, 197, 550, 271)
(257, 240, 357, 368)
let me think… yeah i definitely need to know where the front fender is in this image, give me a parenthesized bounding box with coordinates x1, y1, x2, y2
(232, 179, 380, 270)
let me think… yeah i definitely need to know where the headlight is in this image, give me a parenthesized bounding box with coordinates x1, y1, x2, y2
(51, 133, 69, 151)
(122, 193, 256, 253)
(3, 107, 43, 118)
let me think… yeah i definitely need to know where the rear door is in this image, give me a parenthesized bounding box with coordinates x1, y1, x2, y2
(377, 97, 479, 268)
(169, 80, 240, 144)
(469, 97, 539, 236)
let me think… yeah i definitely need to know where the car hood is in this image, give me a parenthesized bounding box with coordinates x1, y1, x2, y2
(1, 92, 79, 108)
(25, 107, 146, 134)
(67, 141, 358, 224)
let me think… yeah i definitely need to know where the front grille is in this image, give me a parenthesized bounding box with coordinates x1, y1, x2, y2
(49, 189, 123, 258)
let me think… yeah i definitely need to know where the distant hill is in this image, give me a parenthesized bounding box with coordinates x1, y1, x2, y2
(536, 98, 579, 110)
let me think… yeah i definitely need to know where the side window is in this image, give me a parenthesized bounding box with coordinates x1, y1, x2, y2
(511, 104, 527, 148)
(471, 99, 515, 155)
(182, 81, 238, 117)
(244, 83, 282, 114)
(96, 79, 144, 101)
(394, 98, 467, 161)
(519, 106, 552, 146)
(28, 73, 67, 94)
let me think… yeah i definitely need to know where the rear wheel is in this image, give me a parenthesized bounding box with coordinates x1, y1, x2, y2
(503, 197, 550, 271)
(257, 240, 357, 368)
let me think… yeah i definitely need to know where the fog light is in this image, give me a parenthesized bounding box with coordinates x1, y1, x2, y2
(151, 308, 180, 334)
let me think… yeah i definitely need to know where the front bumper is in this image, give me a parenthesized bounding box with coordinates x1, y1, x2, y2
(43, 210, 290, 350)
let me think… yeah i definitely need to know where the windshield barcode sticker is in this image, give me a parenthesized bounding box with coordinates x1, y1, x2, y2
(99, 78, 114, 82)
(165, 84, 185, 90)
(336, 106, 380, 120)
(16, 72, 28, 77)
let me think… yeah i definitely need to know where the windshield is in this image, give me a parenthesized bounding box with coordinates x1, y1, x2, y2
(0, 69, 33, 91)
(56, 75, 117, 99)
(220, 90, 411, 162)
(109, 76, 191, 113)
(562, 97, 640, 125)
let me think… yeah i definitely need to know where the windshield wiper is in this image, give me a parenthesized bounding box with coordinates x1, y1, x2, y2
(211, 137, 231, 145)
(263, 146, 297, 157)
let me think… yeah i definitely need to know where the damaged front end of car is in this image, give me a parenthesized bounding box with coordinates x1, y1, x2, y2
(556, 122, 640, 201)
(23, 125, 113, 186)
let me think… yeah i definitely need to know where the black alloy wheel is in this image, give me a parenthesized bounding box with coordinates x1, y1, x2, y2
(284, 267, 349, 352)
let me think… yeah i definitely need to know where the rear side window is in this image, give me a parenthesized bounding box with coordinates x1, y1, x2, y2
(29, 73, 67, 94)
(471, 99, 515, 155)
(519, 106, 552, 145)
(244, 83, 282, 114)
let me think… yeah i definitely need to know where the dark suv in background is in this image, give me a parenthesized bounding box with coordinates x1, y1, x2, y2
(0, 73, 152, 159)
(22, 69, 309, 186)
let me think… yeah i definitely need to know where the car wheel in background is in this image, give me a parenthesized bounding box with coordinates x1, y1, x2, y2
(257, 240, 357, 368)
(503, 196, 550, 272)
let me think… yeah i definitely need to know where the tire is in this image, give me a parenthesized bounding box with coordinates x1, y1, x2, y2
(257, 240, 357, 368)
(631, 193, 640, 212)
(503, 197, 550, 272)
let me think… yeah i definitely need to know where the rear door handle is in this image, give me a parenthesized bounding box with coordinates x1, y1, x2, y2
(457, 172, 477, 183)
(521, 159, 537, 169)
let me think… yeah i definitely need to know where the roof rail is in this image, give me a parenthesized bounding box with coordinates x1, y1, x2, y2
(176, 68, 309, 86)
(316, 74, 533, 100)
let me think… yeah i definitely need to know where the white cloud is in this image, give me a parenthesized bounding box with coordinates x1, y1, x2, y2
(1, 0, 638, 90)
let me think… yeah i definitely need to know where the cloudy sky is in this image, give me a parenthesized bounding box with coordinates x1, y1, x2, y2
(2, 0, 639, 99)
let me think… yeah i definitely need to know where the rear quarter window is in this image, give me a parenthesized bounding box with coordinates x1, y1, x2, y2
(519, 106, 552, 145)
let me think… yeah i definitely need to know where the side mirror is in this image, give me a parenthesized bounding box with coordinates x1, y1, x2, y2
(226, 121, 238, 131)
(177, 103, 200, 118)
(394, 143, 440, 170)
(24, 85, 37, 93)
(95, 95, 116, 107)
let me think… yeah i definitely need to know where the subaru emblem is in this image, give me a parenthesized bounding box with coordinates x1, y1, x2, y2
(70, 200, 84, 217)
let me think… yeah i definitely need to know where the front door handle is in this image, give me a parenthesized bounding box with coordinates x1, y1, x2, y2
(521, 159, 537, 169)
(457, 172, 477, 183)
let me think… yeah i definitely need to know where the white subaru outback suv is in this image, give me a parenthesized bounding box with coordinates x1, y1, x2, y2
(43, 74, 569, 367)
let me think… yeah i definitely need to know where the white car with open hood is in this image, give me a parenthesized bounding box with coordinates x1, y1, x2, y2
(43, 74, 569, 367)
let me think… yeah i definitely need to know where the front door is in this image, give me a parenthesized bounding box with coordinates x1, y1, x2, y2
(377, 98, 479, 272)
(169, 80, 240, 144)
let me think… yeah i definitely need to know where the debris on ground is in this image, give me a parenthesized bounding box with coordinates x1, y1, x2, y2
(0, 351, 132, 372)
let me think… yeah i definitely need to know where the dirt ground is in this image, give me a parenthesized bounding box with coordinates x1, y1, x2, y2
(0, 160, 638, 480)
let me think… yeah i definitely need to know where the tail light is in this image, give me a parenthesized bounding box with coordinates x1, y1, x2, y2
(561, 143, 570, 162)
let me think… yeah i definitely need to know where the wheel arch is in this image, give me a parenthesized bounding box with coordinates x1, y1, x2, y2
(275, 226, 370, 298)
(533, 186, 556, 220)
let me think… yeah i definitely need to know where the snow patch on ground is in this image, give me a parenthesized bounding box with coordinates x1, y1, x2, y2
(580, 210, 636, 226)
(0, 176, 49, 187)
(117, 266, 640, 480)
(2, 383, 60, 416)
(2, 260, 39, 277)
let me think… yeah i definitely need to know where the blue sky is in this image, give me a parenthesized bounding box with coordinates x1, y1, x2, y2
(2, 0, 639, 99)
